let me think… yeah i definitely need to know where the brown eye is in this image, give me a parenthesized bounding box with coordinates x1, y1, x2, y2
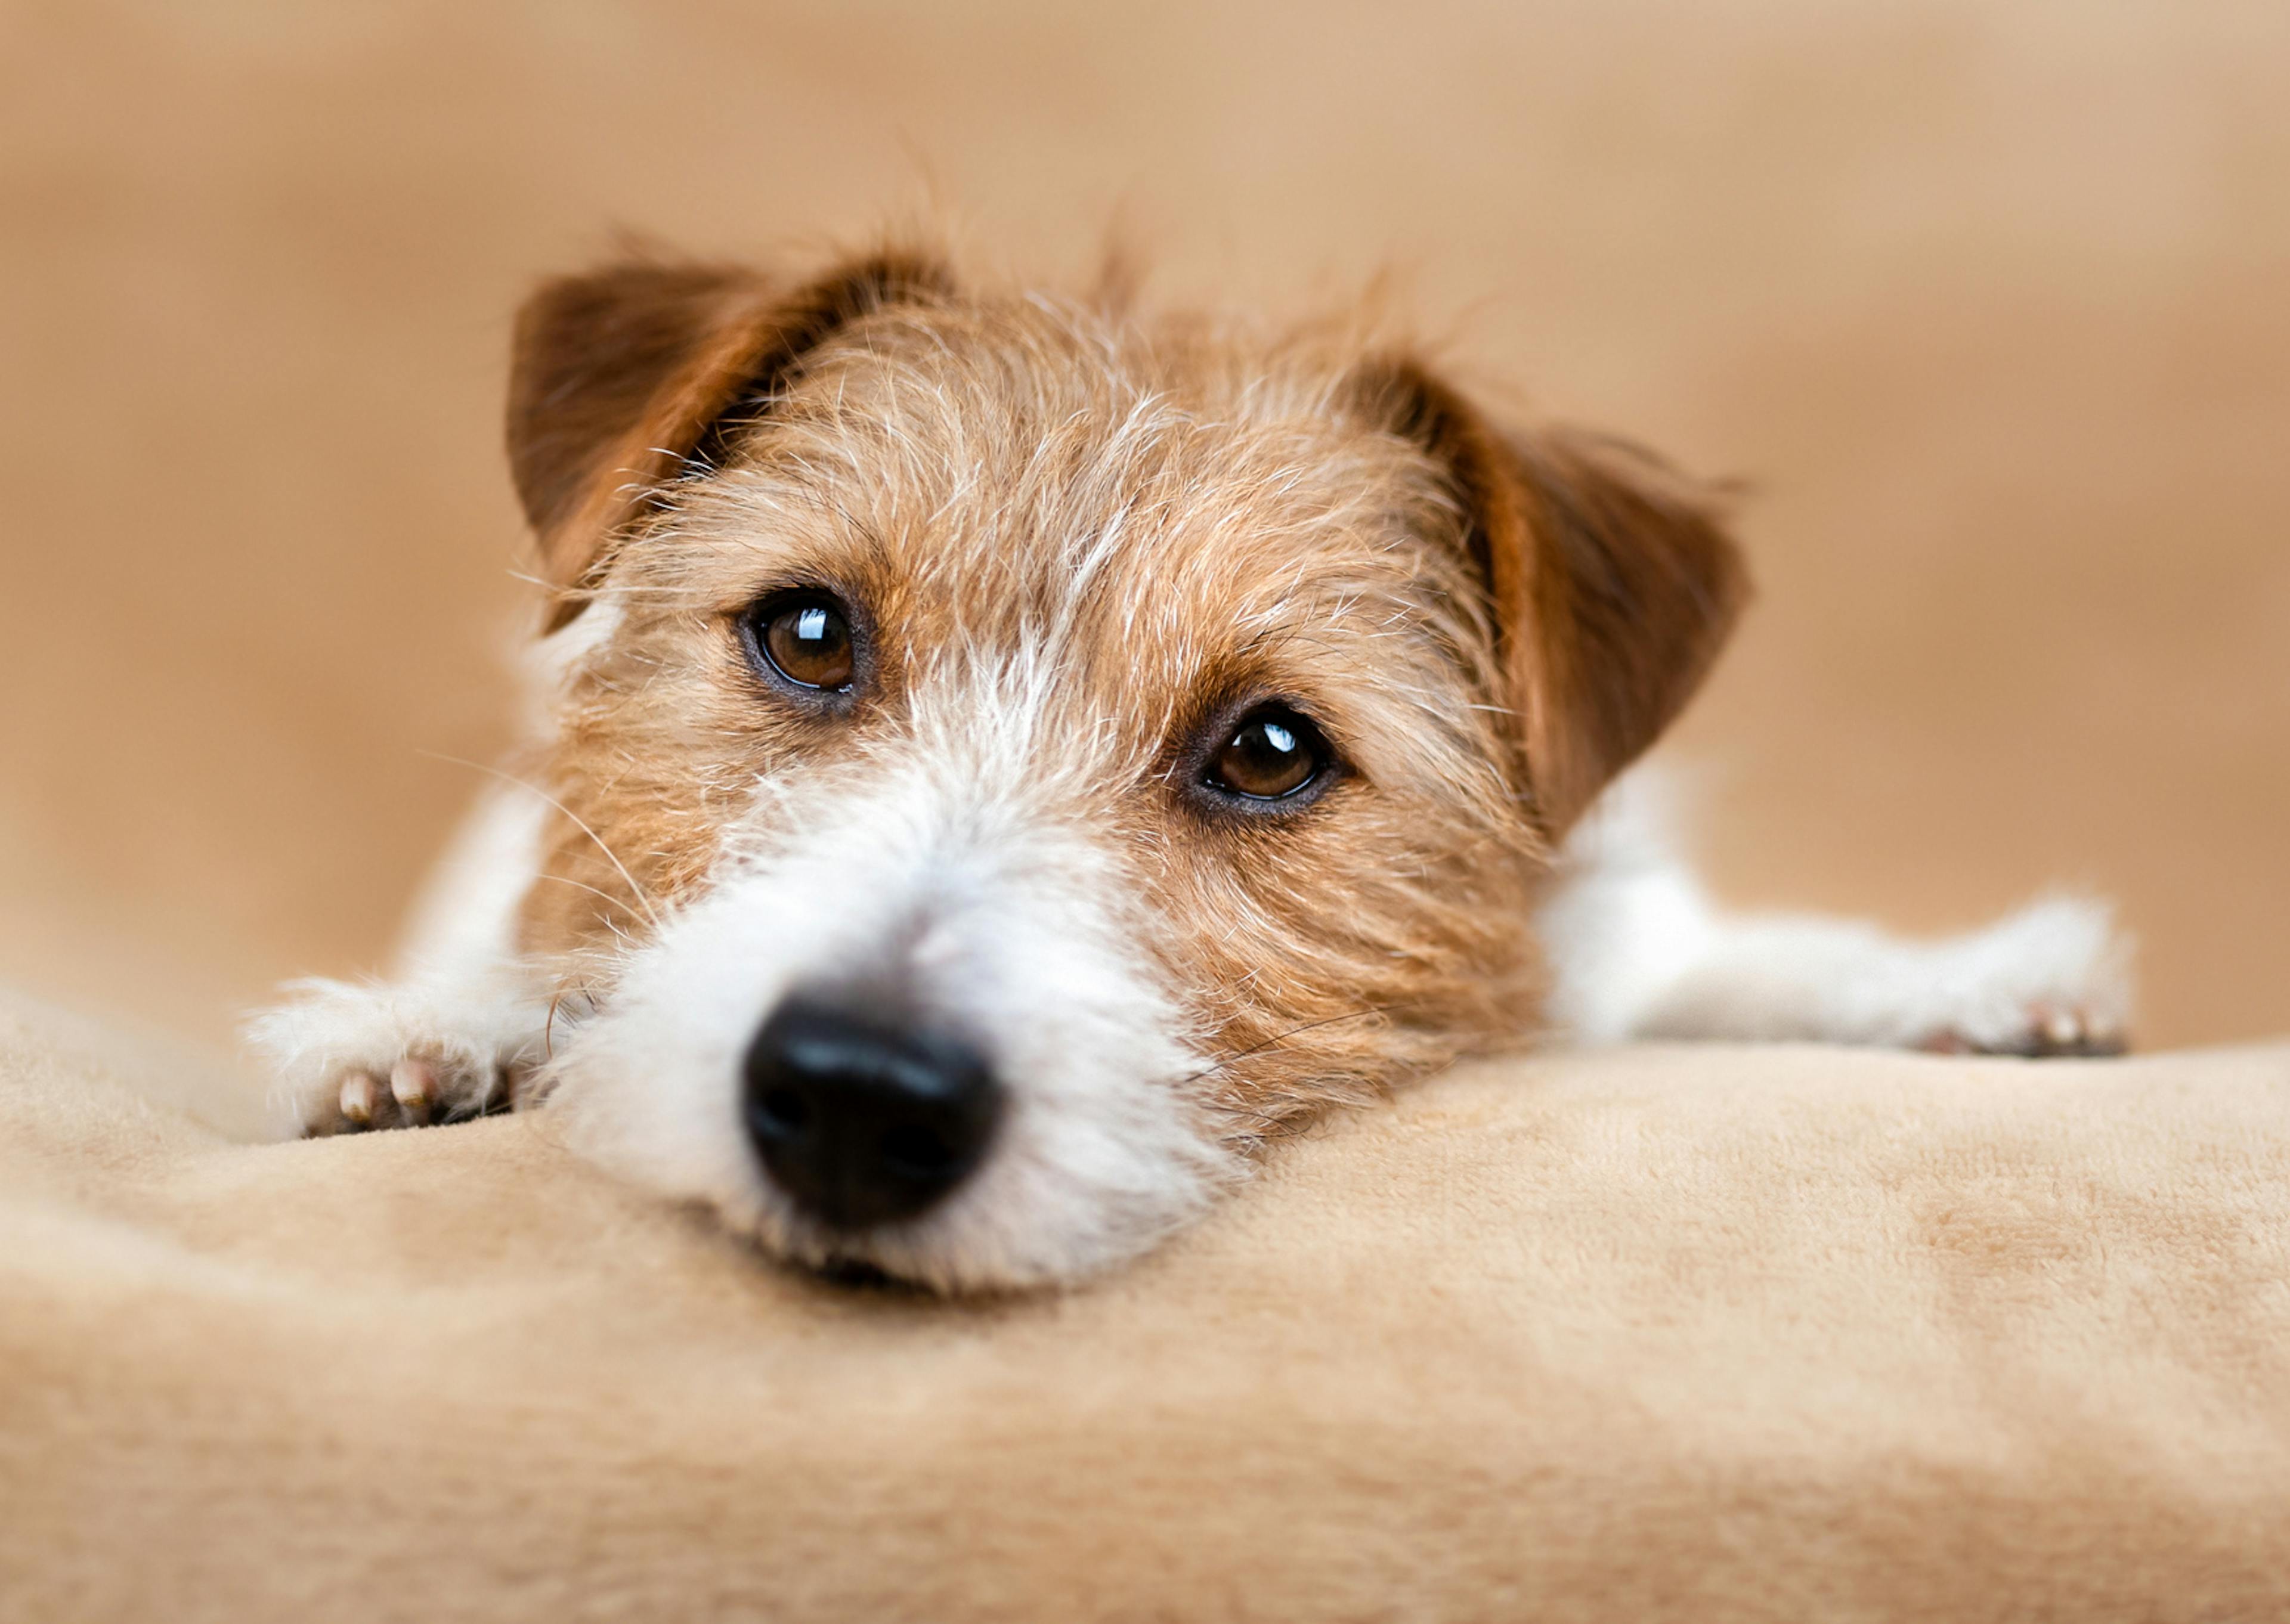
(748, 593, 855, 692)
(1206, 705, 1330, 802)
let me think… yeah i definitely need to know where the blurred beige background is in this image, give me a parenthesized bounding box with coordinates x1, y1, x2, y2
(1, 1, 2283, 1054)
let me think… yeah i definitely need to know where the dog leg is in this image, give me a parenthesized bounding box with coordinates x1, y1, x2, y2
(248, 783, 564, 1134)
(1540, 773, 2133, 1055)
(1609, 898, 2129, 1055)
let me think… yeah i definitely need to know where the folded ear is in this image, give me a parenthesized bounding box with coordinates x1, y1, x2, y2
(1367, 362, 1750, 835)
(505, 249, 952, 626)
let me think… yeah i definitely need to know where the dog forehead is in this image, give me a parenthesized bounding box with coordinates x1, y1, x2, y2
(735, 297, 1481, 661)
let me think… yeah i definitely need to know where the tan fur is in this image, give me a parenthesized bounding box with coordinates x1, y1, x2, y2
(506, 244, 1746, 1138)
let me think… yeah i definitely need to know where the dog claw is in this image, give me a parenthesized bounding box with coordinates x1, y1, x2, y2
(338, 1071, 380, 1127)
(390, 1057, 438, 1126)
(303, 1052, 505, 1136)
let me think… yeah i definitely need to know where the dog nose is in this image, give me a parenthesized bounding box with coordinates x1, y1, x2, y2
(741, 996, 1002, 1229)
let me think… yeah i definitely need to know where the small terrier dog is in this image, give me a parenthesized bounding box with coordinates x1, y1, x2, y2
(250, 243, 2130, 1290)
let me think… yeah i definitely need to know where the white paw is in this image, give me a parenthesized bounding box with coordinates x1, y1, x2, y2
(245, 977, 544, 1138)
(1905, 896, 2134, 1059)
(1917, 999, 2127, 1058)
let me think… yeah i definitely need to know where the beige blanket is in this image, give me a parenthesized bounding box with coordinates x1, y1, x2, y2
(3, 983, 2286, 1622)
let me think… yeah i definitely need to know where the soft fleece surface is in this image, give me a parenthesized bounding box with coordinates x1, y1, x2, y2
(4, 984, 2287, 1623)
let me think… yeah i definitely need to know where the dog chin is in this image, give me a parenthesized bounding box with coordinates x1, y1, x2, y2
(540, 770, 1240, 1291)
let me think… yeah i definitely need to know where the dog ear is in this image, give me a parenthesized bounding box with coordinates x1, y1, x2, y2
(1367, 361, 1750, 836)
(506, 249, 953, 627)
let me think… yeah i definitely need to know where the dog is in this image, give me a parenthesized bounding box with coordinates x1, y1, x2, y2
(248, 242, 2130, 1291)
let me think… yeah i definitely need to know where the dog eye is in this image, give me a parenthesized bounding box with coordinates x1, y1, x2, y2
(746, 593, 856, 693)
(1205, 705, 1330, 802)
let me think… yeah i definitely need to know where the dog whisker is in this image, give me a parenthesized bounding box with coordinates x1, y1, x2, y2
(416, 751, 664, 933)
(1181, 1003, 1416, 1089)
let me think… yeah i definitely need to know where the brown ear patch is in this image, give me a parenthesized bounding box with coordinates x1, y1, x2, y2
(506, 250, 952, 628)
(1364, 360, 1750, 834)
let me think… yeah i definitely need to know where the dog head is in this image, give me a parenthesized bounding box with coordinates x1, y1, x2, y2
(504, 244, 1746, 1289)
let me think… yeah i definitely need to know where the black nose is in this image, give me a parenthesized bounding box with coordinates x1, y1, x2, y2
(742, 996, 1002, 1229)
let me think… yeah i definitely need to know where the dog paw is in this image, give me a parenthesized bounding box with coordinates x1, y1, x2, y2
(304, 1049, 504, 1136)
(1908, 896, 2134, 1060)
(245, 977, 540, 1138)
(1917, 999, 2128, 1059)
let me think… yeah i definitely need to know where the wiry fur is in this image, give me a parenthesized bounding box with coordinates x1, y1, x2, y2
(249, 240, 2133, 1291)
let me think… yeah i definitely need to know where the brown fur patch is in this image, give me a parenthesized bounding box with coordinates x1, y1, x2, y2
(1358, 359, 1751, 835)
(507, 248, 952, 629)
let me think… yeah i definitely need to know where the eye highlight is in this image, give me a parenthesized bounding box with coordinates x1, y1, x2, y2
(1202, 703, 1334, 805)
(744, 591, 856, 694)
